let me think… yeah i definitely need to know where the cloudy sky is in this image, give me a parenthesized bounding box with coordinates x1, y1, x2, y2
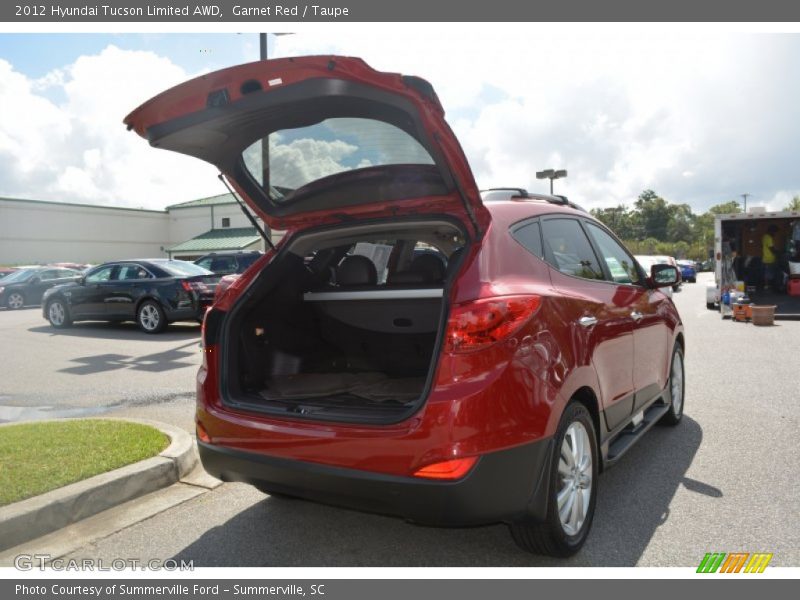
(1, 29, 799, 213)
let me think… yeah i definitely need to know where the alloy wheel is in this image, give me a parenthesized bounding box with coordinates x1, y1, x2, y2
(671, 350, 684, 415)
(557, 421, 593, 536)
(139, 304, 160, 331)
(7, 293, 24, 309)
(48, 301, 65, 326)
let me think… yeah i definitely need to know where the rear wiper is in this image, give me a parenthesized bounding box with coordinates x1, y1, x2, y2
(218, 174, 275, 250)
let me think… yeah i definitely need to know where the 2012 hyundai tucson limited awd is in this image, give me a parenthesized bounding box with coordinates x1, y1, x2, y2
(125, 56, 684, 556)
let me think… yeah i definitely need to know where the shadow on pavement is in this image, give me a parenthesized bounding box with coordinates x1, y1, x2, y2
(169, 417, 707, 567)
(56, 340, 200, 376)
(27, 321, 200, 341)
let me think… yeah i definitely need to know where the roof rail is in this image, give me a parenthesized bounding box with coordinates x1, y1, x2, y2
(481, 188, 587, 213)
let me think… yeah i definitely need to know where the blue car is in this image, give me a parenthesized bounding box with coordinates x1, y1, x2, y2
(676, 260, 697, 283)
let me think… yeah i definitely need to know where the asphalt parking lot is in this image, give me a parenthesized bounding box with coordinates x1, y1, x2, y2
(1, 272, 799, 566)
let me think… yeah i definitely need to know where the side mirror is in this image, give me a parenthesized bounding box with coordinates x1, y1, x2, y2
(30, 276, 41, 284)
(79, 276, 86, 286)
(650, 264, 679, 288)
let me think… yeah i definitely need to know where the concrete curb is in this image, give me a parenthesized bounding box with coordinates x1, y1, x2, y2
(0, 417, 197, 551)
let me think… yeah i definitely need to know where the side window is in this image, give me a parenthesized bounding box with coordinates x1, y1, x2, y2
(117, 265, 151, 281)
(85, 266, 114, 284)
(511, 221, 543, 258)
(38, 270, 59, 281)
(585, 222, 641, 285)
(195, 258, 213, 271)
(57, 269, 78, 278)
(211, 257, 237, 274)
(541, 218, 605, 280)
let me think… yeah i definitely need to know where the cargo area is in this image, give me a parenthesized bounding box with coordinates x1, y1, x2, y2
(715, 211, 800, 318)
(221, 220, 467, 423)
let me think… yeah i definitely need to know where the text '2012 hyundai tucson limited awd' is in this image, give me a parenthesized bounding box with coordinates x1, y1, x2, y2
(125, 56, 685, 556)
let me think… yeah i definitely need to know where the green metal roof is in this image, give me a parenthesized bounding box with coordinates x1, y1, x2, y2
(166, 194, 236, 209)
(166, 227, 261, 254)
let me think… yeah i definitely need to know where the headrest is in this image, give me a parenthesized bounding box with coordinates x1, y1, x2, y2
(409, 252, 446, 283)
(336, 255, 377, 287)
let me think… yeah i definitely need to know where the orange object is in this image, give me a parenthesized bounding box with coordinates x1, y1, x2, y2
(732, 303, 752, 322)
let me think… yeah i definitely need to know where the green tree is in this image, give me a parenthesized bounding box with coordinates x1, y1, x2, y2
(634, 190, 672, 240)
(708, 200, 742, 215)
(667, 203, 695, 244)
(785, 195, 800, 211)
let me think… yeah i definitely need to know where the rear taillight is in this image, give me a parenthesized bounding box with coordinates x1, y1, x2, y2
(181, 280, 207, 293)
(413, 456, 478, 480)
(444, 295, 541, 353)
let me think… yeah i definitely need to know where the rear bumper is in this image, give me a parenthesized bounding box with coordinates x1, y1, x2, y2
(198, 437, 553, 526)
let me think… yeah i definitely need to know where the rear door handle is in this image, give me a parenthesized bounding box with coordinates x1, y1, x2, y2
(578, 316, 598, 328)
(630, 310, 644, 322)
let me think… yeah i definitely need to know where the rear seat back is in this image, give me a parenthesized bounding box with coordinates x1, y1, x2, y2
(336, 255, 378, 287)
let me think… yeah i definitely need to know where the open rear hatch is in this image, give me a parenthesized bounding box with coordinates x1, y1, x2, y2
(126, 56, 488, 423)
(124, 55, 489, 234)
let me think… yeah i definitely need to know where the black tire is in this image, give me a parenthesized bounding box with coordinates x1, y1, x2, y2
(136, 300, 167, 334)
(689, 278, 696, 283)
(510, 402, 598, 557)
(706, 302, 716, 310)
(6, 291, 25, 310)
(46, 298, 72, 328)
(659, 345, 685, 426)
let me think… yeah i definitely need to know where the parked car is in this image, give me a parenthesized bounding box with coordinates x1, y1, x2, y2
(126, 56, 685, 556)
(51, 262, 92, 272)
(194, 251, 263, 276)
(42, 259, 219, 333)
(635, 255, 681, 292)
(0, 266, 82, 309)
(676, 260, 697, 283)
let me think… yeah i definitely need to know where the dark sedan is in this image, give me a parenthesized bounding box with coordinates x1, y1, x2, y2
(42, 259, 219, 333)
(0, 266, 82, 309)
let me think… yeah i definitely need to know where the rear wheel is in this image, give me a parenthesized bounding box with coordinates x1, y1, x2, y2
(510, 402, 598, 556)
(137, 300, 167, 334)
(706, 302, 716, 310)
(6, 292, 24, 310)
(46, 299, 72, 328)
(660, 345, 685, 426)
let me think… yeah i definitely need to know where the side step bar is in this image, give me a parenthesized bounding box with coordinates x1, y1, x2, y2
(603, 401, 671, 467)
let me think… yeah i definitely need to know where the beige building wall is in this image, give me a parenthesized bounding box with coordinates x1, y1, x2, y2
(166, 204, 258, 246)
(0, 198, 170, 265)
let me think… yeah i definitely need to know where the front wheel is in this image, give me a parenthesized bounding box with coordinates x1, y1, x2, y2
(6, 292, 25, 310)
(137, 300, 167, 334)
(46, 299, 72, 328)
(510, 402, 598, 556)
(660, 345, 685, 426)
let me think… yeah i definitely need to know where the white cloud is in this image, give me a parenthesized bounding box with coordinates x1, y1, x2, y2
(3, 32, 800, 214)
(272, 31, 800, 212)
(0, 45, 221, 209)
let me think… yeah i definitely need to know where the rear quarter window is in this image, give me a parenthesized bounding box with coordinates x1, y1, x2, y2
(510, 221, 543, 258)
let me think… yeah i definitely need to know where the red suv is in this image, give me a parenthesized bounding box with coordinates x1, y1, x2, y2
(126, 56, 684, 556)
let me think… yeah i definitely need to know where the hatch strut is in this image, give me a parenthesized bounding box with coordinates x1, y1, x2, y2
(218, 174, 275, 250)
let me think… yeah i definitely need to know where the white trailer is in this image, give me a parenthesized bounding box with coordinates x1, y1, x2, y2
(706, 208, 800, 316)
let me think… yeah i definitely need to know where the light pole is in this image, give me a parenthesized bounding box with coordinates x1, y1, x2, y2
(741, 193, 750, 213)
(536, 169, 568, 195)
